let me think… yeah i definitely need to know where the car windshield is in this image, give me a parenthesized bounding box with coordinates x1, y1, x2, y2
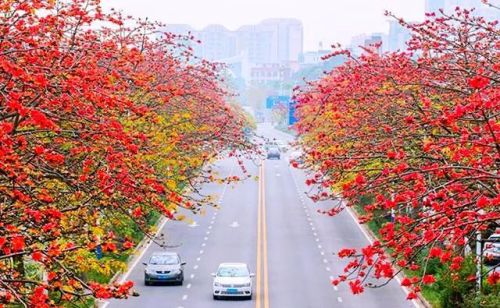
(149, 255, 179, 265)
(217, 266, 249, 277)
(268, 147, 279, 153)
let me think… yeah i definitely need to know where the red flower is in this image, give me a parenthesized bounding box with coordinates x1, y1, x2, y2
(401, 277, 412, 287)
(487, 271, 499, 285)
(429, 247, 442, 258)
(32, 251, 43, 262)
(123, 241, 134, 250)
(11, 236, 25, 252)
(407, 292, 417, 300)
(422, 274, 436, 285)
(468, 76, 490, 89)
(348, 279, 364, 294)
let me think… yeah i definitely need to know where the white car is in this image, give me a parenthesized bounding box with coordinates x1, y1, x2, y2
(212, 263, 254, 300)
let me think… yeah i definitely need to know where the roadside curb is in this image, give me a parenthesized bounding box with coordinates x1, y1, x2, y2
(346, 206, 432, 308)
(96, 216, 168, 308)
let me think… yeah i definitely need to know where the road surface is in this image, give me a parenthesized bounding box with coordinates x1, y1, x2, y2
(105, 124, 415, 308)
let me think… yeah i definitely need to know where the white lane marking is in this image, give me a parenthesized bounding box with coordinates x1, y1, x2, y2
(318, 244, 322, 249)
(326, 267, 331, 271)
(315, 238, 320, 242)
(313, 232, 317, 237)
(208, 225, 213, 229)
(309, 222, 313, 226)
(190, 274, 195, 279)
(206, 231, 211, 235)
(337, 297, 343, 303)
(204, 237, 208, 241)
(182, 295, 188, 301)
(334, 286, 339, 291)
(211, 220, 215, 224)
(202, 243, 206, 247)
(197, 257, 201, 261)
(200, 250, 204, 254)
(276, 173, 281, 177)
(320, 251, 325, 256)
(193, 265, 199, 270)
(311, 227, 315, 231)
(323, 259, 328, 263)
(186, 283, 192, 289)
(229, 221, 240, 228)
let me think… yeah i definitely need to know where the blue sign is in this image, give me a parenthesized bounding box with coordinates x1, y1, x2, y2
(288, 100, 297, 125)
(95, 244, 102, 259)
(266, 96, 290, 109)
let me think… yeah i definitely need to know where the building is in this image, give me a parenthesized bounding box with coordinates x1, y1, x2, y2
(348, 33, 387, 56)
(425, 0, 499, 20)
(387, 20, 412, 52)
(163, 19, 303, 82)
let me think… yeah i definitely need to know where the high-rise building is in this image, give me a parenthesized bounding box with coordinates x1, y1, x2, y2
(163, 19, 303, 83)
(387, 20, 412, 52)
(425, 0, 499, 20)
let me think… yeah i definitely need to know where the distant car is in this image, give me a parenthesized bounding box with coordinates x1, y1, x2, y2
(212, 263, 254, 300)
(275, 140, 289, 152)
(143, 252, 186, 285)
(267, 147, 280, 159)
(484, 233, 500, 265)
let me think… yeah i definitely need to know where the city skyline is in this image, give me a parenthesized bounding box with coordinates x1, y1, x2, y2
(102, 0, 426, 51)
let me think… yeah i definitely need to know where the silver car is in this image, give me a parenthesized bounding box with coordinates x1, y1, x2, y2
(143, 252, 186, 285)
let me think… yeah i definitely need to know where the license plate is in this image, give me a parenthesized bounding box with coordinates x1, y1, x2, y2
(158, 275, 169, 279)
(227, 288, 238, 293)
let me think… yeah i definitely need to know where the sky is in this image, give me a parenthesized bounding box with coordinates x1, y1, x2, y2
(102, 0, 425, 51)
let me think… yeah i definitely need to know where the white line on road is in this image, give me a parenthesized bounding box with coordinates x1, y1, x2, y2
(202, 243, 206, 247)
(193, 265, 199, 270)
(323, 259, 328, 263)
(186, 283, 192, 289)
(326, 267, 331, 271)
(334, 286, 339, 291)
(206, 231, 210, 235)
(337, 297, 343, 303)
(190, 274, 195, 279)
(208, 225, 213, 229)
(197, 257, 201, 261)
(199, 250, 204, 254)
(320, 251, 325, 256)
(204, 237, 208, 241)
(182, 295, 188, 301)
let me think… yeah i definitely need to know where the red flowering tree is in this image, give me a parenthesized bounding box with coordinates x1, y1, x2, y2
(0, 0, 253, 306)
(294, 6, 499, 301)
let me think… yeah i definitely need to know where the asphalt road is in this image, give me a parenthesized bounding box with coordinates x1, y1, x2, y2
(105, 123, 415, 308)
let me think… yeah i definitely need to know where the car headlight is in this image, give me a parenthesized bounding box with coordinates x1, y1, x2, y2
(145, 268, 155, 275)
(214, 282, 221, 287)
(172, 269, 182, 275)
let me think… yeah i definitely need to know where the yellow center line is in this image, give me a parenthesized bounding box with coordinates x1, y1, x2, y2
(262, 161, 270, 308)
(256, 162, 262, 308)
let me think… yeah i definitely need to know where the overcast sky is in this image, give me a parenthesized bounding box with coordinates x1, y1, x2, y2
(102, 0, 425, 50)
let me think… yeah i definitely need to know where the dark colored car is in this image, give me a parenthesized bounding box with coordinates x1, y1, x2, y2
(143, 252, 186, 285)
(267, 147, 280, 159)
